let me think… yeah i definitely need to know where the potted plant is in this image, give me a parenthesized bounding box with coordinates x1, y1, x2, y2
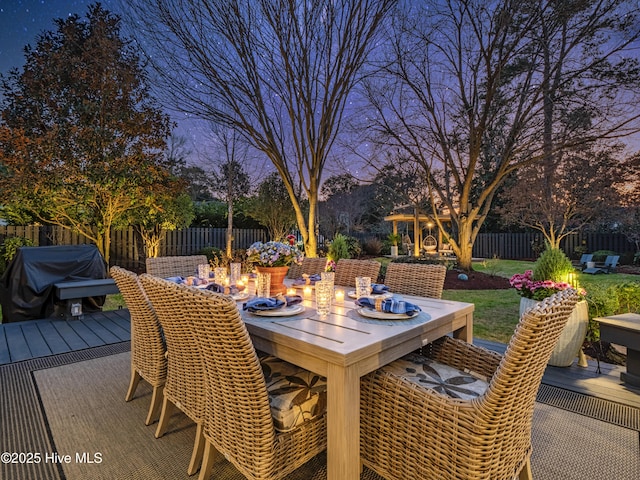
(510, 246, 588, 367)
(387, 233, 402, 257)
(246, 241, 303, 294)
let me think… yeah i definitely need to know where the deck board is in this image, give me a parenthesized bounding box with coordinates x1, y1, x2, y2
(36, 321, 72, 355)
(0, 309, 131, 365)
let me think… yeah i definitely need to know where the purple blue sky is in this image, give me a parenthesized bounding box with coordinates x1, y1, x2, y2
(0, 1, 120, 74)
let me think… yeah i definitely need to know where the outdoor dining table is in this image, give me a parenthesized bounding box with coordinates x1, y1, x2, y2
(240, 279, 474, 480)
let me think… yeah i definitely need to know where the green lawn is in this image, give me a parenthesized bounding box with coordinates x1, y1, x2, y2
(446, 259, 640, 344)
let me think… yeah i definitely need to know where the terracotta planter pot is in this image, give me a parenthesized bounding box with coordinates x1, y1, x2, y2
(254, 266, 290, 295)
(519, 297, 589, 367)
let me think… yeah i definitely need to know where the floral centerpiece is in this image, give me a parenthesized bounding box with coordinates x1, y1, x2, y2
(246, 241, 303, 267)
(247, 241, 303, 295)
(325, 259, 336, 272)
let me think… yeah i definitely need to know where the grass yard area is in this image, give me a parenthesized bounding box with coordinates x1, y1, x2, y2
(442, 288, 521, 343)
(447, 259, 640, 344)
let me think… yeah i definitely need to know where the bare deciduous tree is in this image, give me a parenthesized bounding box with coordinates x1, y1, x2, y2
(126, 0, 397, 256)
(362, 0, 640, 269)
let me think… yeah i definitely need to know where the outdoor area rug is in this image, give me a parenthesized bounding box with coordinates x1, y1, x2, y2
(2, 345, 639, 479)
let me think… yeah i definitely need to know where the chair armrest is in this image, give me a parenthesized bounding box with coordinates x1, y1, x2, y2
(423, 336, 502, 380)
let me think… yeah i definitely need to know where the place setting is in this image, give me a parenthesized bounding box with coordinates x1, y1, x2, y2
(242, 293, 305, 317)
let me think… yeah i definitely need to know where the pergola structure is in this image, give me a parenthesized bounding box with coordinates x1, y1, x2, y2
(384, 208, 451, 257)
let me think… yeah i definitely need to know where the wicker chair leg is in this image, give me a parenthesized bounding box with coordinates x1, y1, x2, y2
(145, 385, 164, 426)
(519, 459, 533, 480)
(154, 396, 176, 438)
(187, 422, 205, 476)
(197, 440, 222, 480)
(125, 369, 141, 402)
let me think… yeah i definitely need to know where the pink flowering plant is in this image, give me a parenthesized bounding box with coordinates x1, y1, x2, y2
(509, 270, 576, 300)
(246, 241, 303, 267)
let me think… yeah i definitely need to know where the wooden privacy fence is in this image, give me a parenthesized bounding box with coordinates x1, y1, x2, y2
(1, 226, 635, 267)
(0, 226, 266, 271)
(472, 232, 636, 260)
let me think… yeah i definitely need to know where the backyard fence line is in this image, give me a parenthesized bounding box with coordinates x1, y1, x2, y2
(0, 226, 267, 271)
(0, 226, 635, 268)
(472, 232, 636, 260)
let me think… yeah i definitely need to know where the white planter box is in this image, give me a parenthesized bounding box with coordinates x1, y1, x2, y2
(519, 297, 589, 367)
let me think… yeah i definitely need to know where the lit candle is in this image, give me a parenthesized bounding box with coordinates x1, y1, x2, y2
(335, 290, 345, 303)
(287, 288, 297, 296)
(241, 274, 249, 285)
(303, 286, 312, 298)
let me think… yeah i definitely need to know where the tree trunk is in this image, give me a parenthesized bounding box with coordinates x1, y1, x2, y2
(227, 201, 233, 259)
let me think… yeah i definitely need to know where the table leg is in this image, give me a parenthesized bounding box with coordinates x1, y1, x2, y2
(326, 363, 360, 480)
(453, 312, 473, 343)
(621, 348, 640, 388)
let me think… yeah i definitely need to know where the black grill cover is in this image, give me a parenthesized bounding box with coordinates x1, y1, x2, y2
(0, 245, 107, 323)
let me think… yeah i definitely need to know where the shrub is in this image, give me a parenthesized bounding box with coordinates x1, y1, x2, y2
(344, 235, 362, 258)
(532, 247, 574, 283)
(0, 236, 34, 274)
(327, 233, 350, 262)
(586, 281, 640, 341)
(591, 249, 617, 262)
(363, 238, 383, 256)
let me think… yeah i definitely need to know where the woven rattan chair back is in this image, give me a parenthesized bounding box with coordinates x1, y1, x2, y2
(109, 266, 166, 425)
(383, 263, 447, 298)
(145, 255, 208, 278)
(177, 286, 327, 480)
(360, 288, 580, 480)
(287, 257, 328, 279)
(333, 259, 381, 287)
(139, 274, 207, 475)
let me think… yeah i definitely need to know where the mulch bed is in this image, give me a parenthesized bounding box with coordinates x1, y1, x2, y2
(444, 269, 511, 290)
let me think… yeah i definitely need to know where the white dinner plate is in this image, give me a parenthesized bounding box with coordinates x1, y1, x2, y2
(357, 307, 414, 320)
(231, 292, 249, 301)
(250, 304, 305, 317)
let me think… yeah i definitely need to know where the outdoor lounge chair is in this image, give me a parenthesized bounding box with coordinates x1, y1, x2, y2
(333, 258, 381, 287)
(360, 288, 579, 480)
(583, 255, 620, 275)
(150, 280, 327, 480)
(383, 263, 447, 298)
(572, 253, 593, 271)
(109, 266, 166, 426)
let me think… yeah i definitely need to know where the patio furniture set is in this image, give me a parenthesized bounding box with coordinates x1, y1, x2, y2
(111, 255, 580, 480)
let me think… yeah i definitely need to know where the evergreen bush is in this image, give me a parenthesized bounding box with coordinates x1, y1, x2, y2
(532, 246, 574, 283)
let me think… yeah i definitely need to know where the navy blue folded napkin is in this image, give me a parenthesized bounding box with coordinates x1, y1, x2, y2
(207, 283, 239, 295)
(371, 283, 390, 294)
(243, 294, 303, 312)
(355, 295, 421, 316)
(293, 273, 321, 286)
(165, 276, 185, 284)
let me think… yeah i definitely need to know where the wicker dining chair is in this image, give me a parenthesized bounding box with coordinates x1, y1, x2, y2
(173, 284, 328, 480)
(287, 257, 328, 279)
(360, 288, 580, 480)
(139, 274, 207, 476)
(145, 255, 208, 278)
(383, 263, 447, 298)
(333, 259, 381, 287)
(109, 266, 167, 426)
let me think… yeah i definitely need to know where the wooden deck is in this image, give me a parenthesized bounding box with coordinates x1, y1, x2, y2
(1, 310, 639, 409)
(0, 309, 130, 365)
